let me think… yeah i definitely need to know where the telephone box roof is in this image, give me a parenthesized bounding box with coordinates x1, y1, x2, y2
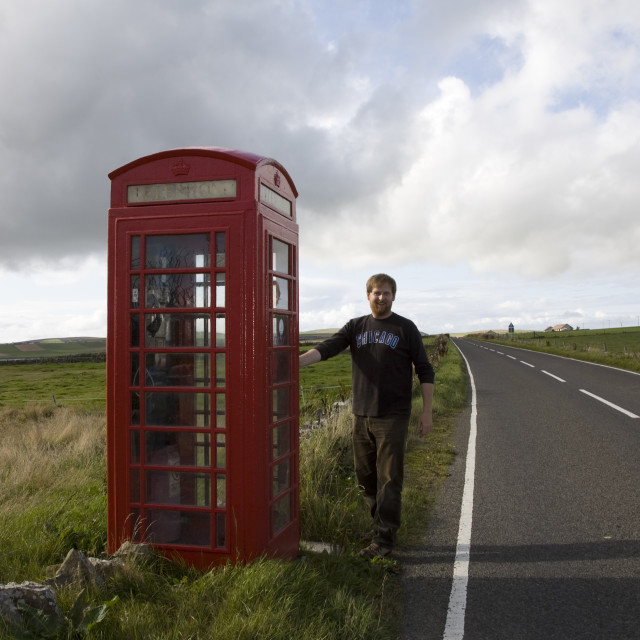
(109, 146, 298, 197)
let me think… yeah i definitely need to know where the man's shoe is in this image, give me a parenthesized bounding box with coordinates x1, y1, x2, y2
(358, 543, 392, 559)
(357, 530, 375, 542)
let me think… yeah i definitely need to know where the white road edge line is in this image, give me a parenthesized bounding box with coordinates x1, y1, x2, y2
(443, 346, 478, 640)
(579, 389, 640, 419)
(542, 370, 566, 382)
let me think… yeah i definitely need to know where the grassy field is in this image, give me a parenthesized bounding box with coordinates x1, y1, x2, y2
(0, 338, 466, 639)
(473, 325, 640, 373)
(0, 361, 107, 410)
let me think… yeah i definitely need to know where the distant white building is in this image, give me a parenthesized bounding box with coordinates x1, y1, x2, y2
(545, 323, 574, 332)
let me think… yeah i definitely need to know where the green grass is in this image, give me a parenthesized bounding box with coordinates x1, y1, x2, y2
(0, 362, 106, 410)
(0, 338, 467, 639)
(474, 326, 640, 373)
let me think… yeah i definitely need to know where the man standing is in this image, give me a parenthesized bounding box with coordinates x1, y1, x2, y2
(299, 274, 435, 558)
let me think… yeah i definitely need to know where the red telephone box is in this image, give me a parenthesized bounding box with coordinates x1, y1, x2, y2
(106, 147, 299, 568)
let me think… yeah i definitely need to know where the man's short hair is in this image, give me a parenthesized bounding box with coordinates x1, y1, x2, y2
(366, 273, 397, 296)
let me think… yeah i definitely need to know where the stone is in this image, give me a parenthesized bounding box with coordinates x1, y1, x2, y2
(0, 581, 65, 631)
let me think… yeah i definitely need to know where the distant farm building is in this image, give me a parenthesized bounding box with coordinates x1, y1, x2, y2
(544, 324, 574, 332)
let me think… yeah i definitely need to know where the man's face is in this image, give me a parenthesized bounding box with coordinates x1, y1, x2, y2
(367, 284, 395, 319)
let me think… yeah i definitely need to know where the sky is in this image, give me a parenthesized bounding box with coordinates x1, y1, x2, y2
(1, 0, 639, 342)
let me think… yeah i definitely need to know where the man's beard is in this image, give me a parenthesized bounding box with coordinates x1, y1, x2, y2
(370, 299, 391, 316)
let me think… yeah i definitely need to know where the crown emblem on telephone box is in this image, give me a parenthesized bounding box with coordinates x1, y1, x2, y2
(171, 159, 191, 176)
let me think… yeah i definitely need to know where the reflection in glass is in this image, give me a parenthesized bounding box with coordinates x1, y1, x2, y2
(216, 474, 226, 508)
(272, 277, 289, 309)
(216, 434, 226, 468)
(272, 423, 290, 460)
(144, 353, 210, 387)
(216, 513, 226, 548)
(145, 392, 210, 427)
(145, 471, 210, 507)
(130, 430, 140, 464)
(272, 459, 290, 497)
(271, 351, 290, 384)
(145, 234, 210, 269)
(272, 314, 289, 346)
(215, 394, 226, 428)
(272, 494, 291, 535)
(215, 232, 226, 267)
(145, 273, 210, 309)
(146, 509, 211, 546)
(131, 236, 140, 269)
(215, 353, 225, 387)
(145, 314, 210, 347)
(215, 314, 226, 347)
(131, 392, 140, 425)
(145, 431, 211, 467)
(216, 273, 225, 308)
(272, 239, 290, 274)
(130, 314, 140, 347)
(130, 469, 140, 502)
(131, 275, 140, 308)
(272, 387, 290, 421)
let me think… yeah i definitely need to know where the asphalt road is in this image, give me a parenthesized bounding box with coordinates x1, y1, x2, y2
(399, 339, 640, 640)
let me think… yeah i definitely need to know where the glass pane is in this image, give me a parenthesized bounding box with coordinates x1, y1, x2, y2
(145, 392, 210, 427)
(145, 314, 210, 347)
(272, 387, 290, 421)
(272, 423, 290, 460)
(272, 239, 290, 274)
(146, 471, 210, 507)
(272, 494, 291, 535)
(131, 392, 140, 425)
(131, 236, 140, 269)
(216, 434, 226, 468)
(131, 275, 140, 308)
(146, 509, 210, 546)
(130, 469, 140, 502)
(272, 459, 290, 497)
(145, 431, 211, 467)
(145, 234, 210, 269)
(145, 273, 210, 309)
(216, 273, 225, 308)
(215, 394, 226, 428)
(216, 513, 226, 548)
(130, 315, 140, 347)
(144, 353, 210, 388)
(215, 232, 226, 267)
(216, 474, 226, 508)
(215, 353, 226, 387)
(271, 351, 290, 384)
(131, 353, 140, 386)
(272, 314, 289, 346)
(272, 277, 289, 310)
(215, 314, 226, 347)
(130, 430, 140, 464)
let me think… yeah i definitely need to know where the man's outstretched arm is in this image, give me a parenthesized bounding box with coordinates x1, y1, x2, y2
(299, 348, 322, 368)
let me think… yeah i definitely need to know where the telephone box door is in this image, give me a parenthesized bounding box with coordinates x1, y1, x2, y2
(110, 217, 240, 557)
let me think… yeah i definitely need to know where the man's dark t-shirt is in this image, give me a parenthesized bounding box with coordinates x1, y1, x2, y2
(315, 312, 435, 417)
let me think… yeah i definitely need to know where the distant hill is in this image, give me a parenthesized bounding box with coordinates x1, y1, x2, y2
(0, 337, 106, 361)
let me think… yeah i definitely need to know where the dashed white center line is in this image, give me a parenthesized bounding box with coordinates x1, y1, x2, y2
(542, 370, 566, 383)
(507, 355, 517, 360)
(520, 361, 535, 368)
(580, 390, 640, 419)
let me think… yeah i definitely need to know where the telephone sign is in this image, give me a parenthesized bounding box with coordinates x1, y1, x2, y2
(107, 147, 299, 568)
